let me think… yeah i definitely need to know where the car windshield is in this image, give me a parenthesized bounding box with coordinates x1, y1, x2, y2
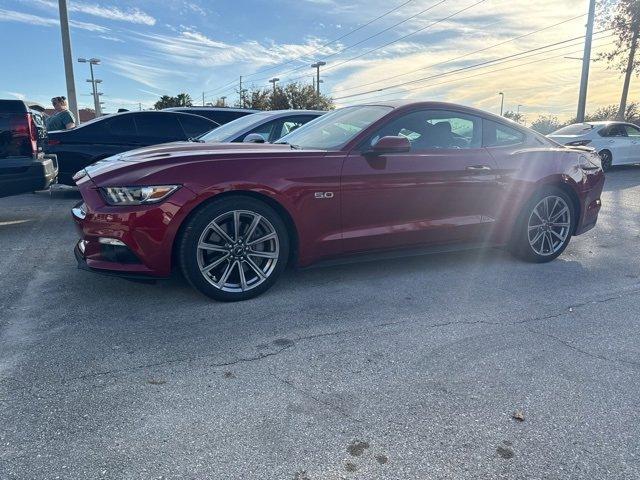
(551, 123, 595, 135)
(199, 112, 272, 142)
(276, 105, 392, 150)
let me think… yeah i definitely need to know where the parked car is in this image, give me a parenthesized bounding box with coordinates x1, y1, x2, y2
(197, 110, 325, 144)
(0, 99, 58, 198)
(72, 101, 604, 301)
(548, 121, 640, 171)
(163, 107, 259, 125)
(47, 110, 218, 185)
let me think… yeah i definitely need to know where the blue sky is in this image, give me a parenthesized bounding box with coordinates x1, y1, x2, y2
(0, 0, 635, 120)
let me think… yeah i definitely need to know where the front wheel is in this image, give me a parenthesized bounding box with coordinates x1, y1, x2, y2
(178, 197, 290, 301)
(599, 150, 612, 171)
(510, 188, 575, 263)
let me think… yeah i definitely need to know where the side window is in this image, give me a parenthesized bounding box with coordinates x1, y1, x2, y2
(604, 125, 627, 137)
(368, 110, 481, 150)
(275, 116, 316, 140)
(236, 120, 277, 142)
(179, 115, 216, 137)
(483, 120, 525, 147)
(135, 114, 184, 140)
(105, 115, 136, 137)
(624, 125, 640, 137)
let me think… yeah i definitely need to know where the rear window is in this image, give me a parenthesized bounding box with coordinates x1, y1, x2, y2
(551, 123, 594, 135)
(135, 114, 183, 139)
(105, 115, 136, 137)
(483, 120, 525, 147)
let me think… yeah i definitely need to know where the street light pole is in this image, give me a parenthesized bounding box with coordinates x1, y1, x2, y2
(78, 57, 102, 116)
(58, 0, 79, 123)
(577, 0, 596, 123)
(269, 78, 279, 109)
(311, 61, 326, 97)
(498, 92, 504, 116)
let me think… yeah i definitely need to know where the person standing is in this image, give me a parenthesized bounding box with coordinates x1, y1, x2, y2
(46, 96, 76, 131)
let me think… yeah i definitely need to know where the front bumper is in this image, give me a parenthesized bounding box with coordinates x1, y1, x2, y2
(72, 177, 197, 278)
(574, 168, 605, 235)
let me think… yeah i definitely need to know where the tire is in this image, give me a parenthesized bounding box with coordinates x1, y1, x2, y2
(509, 187, 576, 263)
(599, 150, 613, 171)
(178, 196, 290, 301)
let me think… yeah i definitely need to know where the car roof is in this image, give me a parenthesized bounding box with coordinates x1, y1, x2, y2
(164, 107, 261, 113)
(249, 109, 326, 117)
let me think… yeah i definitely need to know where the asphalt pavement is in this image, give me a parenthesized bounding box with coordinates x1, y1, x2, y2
(1, 168, 639, 479)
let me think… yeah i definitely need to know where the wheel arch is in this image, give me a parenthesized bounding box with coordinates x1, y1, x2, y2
(171, 190, 300, 271)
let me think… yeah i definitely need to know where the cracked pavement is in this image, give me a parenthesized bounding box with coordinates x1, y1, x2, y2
(1, 168, 639, 479)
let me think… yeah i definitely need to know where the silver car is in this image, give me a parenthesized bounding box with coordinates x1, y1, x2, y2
(198, 110, 325, 144)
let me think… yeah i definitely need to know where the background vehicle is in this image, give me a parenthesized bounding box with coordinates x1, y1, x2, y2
(548, 121, 640, 170)
(72, 101, 604, 302)
(163, 107, 259, 125)
(47, 110, 217, 184)
(198, 110, 325, 144)
(0, 99, 57, 198)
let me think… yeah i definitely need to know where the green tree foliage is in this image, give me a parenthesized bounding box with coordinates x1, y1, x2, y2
(237, 82, 334, 111)
(529, 115, 565, 135)
(503, 111, 524, 124)
(153, 93, 193, 110)
(529, 102, 640, 134)
(597, 0, 640, 118)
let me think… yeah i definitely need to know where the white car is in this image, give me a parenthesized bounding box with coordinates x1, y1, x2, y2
(548, 121, 640, 171)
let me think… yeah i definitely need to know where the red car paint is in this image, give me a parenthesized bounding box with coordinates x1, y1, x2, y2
(72, 102, 604, 278)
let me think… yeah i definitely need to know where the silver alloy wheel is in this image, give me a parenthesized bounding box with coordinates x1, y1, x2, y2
(527, 195, 571, 256)
(196, 210, 280, 292)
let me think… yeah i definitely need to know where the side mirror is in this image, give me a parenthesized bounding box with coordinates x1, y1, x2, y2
(370, 135, 410, 154)
(243, 133, 266, 144)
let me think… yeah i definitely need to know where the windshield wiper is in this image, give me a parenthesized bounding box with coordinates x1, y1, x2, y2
(276, 141, 302, 150)
(187, 137, 204, 143)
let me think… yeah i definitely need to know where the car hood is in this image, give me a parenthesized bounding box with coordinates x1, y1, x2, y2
(79, 141, 323, 185)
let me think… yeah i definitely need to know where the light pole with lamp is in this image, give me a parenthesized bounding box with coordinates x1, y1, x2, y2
(78, 57, 102, 116)
(498, 92, 504, 116)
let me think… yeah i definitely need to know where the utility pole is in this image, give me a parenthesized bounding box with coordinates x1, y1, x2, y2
(57, 0, 79, 123)
(202, 92, 205, 106)
(139, 102, 142, 111)
(577, 0, 596, 123)
(220, 96, 227, 107)
(498, 92, 504, 116)
(239, 76, 244, 108)
(311, 61, 326, 97)
(617, 28, 639, 120)
(269, 77, 279, 109)
(78, 57, 101, 116)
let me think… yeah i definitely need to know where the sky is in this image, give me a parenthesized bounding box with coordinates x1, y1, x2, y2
(0, 0, 636, 122)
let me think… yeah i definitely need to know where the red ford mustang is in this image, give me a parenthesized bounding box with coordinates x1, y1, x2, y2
(72, 101, 604, 301)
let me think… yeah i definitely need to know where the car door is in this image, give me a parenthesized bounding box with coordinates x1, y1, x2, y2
(341, 109, 499, 253)
(599, 124, 629, 164)
(623, 124, 640, 163)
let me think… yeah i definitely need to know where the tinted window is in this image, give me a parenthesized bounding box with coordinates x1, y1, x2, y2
(179, 115, 216, 137)
(369, 110, 481, 150)
(483, 120, 525, 147)
(135, 114, 183, 140)
(105, 115, 136, 137)
(624, 125, 640, 137)
(601, 124, 627, 137)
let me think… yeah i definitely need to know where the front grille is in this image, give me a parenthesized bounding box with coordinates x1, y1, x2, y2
(100, 244, 141, 264)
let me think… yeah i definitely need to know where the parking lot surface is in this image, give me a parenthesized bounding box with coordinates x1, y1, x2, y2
(1, 169, 639, 480)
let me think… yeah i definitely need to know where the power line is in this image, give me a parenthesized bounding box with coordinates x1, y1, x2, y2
(331, 14, 587, 96)
(250, 0, 448, 84)
(340, 38, 616, 105)
(204, 0, 420, 95)
(333, 29, 612, 101)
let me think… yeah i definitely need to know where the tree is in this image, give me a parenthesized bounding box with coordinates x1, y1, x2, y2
(503, 111, 524, 124)
(597, 0, 640, 119)
(529, 115, 565, 135)
(236, 82, 334, 111)
(153, 93, 193, 110)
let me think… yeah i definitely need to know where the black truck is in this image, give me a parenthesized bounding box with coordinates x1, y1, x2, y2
(0, 99, 58, 198)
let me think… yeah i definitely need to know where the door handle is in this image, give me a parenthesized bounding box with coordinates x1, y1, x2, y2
(466, 165, 492, 171)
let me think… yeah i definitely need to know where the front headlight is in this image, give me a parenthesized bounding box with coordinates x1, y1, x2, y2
(101, 185, 180, 206)
(578, 154, 601, 171)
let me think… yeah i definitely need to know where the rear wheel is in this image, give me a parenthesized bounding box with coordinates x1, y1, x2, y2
(510, 187, 575, 263)
(178, 197, 290, 301)
(599, 150, 612, 171)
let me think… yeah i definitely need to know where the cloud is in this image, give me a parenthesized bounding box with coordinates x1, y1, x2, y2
(5, 91, 26, 101)
(0, 8, 108, 32)
(107, 56, 190, 89)
(29, 0, 156, 26)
